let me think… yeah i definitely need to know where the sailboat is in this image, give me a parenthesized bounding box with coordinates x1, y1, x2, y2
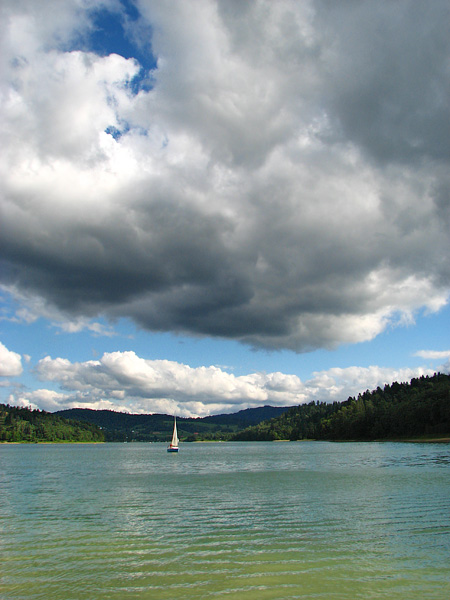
(167, 416, 179, 452)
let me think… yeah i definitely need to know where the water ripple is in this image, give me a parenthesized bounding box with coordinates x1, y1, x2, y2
(1, 442, 450, 599)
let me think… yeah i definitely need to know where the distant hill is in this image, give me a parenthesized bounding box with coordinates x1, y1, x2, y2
(233, 373, 450, 441)
(202, 405, 290, 426)
(55, 405, 293, 442)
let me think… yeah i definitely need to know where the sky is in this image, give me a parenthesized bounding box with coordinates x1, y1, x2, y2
(1, 0, 450, 418)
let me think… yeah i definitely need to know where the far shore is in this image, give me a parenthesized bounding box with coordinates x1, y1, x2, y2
(391, 437, 450, 443)
(2, 437, 449, 445)
(0, 441, 105, 445)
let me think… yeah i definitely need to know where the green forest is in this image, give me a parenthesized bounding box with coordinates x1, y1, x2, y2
(0, 404, 105, 443)
(56, 405, 288, 442)
(233, 373, 450, 441)
(0, 405, 288, 443)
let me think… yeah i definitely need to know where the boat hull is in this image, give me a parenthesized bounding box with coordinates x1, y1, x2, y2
(167, 447, 179, 452)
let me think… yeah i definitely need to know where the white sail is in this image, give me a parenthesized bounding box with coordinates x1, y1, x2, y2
(171, 417, 179, 447)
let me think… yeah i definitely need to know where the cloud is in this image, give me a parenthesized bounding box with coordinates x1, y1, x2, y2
(1, 285, 116, 335)
(33, 351, 300, 416)
(1, 0, 450, 352)
(9, 389, 72, 412)
(26, 350, 442, 417)
(0, 342, 23, 377)
(315, 0, 450, 165)
(414, 350, 450, 360)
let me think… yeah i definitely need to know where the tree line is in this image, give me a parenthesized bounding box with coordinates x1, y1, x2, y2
(56, 406, 288, 442)
(0, 404, 105, 443)
(233, 373, 450, 441)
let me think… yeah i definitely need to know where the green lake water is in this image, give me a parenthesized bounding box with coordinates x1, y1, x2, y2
(1, 441, 449, 599)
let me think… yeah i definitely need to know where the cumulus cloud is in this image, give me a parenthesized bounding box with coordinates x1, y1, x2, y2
(0, 342, 23, 377)
(27, 350, 441, 417)
(9, 389, 72, 412)
(33, 351, 300, 416)
(1, 0, 450, 351)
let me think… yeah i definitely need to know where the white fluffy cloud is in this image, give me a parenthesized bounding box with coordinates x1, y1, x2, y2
(9, 389, 71, 412)
(0, 342, 23, 377)
(22, 350, 439, 417)
(33, 351, 298, 415)
(1, 0, 450, 351)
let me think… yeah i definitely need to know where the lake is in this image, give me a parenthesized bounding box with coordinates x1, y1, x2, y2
(1, 441, 449, 599)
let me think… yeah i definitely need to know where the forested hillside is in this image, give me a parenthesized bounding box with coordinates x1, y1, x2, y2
(56, 405, 291, 442)
(0, 404, 105, 443)
(234, 373, 450, 441)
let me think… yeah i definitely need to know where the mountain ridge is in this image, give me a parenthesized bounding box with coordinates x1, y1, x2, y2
(55, 405, 293, 442)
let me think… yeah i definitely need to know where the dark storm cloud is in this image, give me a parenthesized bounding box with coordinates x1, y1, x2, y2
(315, 0, 450, 165)
(1, 191, 234, 314)
(1, 0, 449, 351)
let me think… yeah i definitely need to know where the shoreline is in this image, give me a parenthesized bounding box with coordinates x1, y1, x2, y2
(0, 441, 105, 445)
(2, 437, 449, 445)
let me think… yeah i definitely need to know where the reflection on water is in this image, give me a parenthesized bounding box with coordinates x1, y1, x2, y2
(1, 442, 449, 599)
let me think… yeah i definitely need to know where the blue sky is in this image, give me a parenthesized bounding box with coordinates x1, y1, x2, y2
(1, 0, 449, 417)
